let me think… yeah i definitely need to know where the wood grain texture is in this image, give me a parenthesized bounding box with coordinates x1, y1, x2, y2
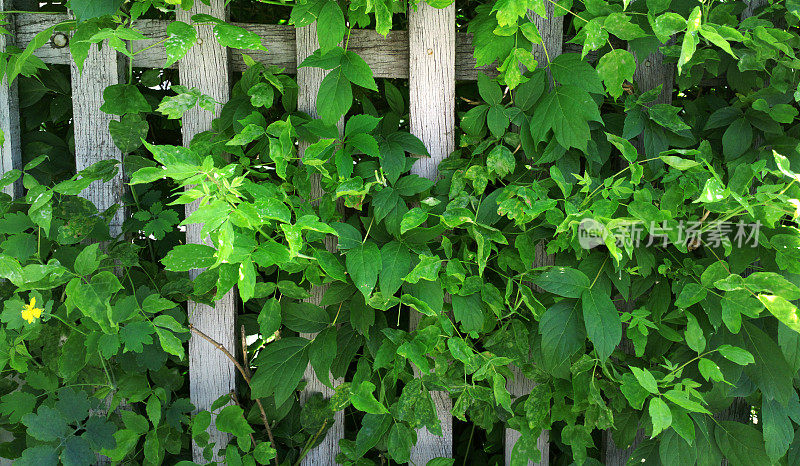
(0, 0, 23, 198)
(409, 3, 455, 464)
(296, 23, 345, 466)
(69, 30, 125, 236)
(504, 8, 561, 461)
(506, 244, 553, 466)
(176, 1, 236, 462)
(15, 14, 597, 80)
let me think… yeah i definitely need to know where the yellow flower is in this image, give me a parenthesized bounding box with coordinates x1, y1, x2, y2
(21, 298, 42, 324)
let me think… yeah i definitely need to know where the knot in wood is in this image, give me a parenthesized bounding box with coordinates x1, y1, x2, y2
(50, 32, 69, 49)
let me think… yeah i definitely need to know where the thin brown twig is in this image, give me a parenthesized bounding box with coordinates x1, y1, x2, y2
(189, 324, 279, 466)
(240, 325, 252, 380)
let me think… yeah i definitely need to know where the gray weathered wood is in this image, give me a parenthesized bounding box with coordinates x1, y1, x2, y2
(504, 9, 562, 463)
(14, 14, 594, 81)
(296, 22, 345, 466)
(176, 1, 236, 462)
(0, 0, 24, 197)
(69, 29, 125, 236)
(409, 3, 455, 464)
(505, 243, 554, 466)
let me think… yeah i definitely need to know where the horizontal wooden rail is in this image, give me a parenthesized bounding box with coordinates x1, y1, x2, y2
(14, 13, 584, 80)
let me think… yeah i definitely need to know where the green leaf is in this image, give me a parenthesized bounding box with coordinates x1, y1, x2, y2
(717, 344, 754, 365)
(317, 1, 346, 52)
(387, 423, 415, 464)
(315, 249, 347, 282)
(282, 302, 329, 333)
(317, 67, 352, 124)
(534, 267, 590, 298)
(344, 242, 382, 298)
(351, 381, 389, 414)
(216, 405, 255, 440)
(67, 0, 124, 21)
(162, 244, 216, 272)
(606, 133, 638, 163)
(396, 379, 442, 435)
(487, 145, 516, 177)
(341, 50, 378, 91)
(110, 114, 149, 153)
(540, 300, 585, 377)
(258, 299, 281, 337)
(22, 406, 68, 442)
(213, 23, 266, 51)
(581, 287, 621, 361)
(648, 397, 672, 437)
(659, 155, 700, 170)
(379, 242, 411, 296)
(309, 327, 337, 387)
(452, 293, 484, 333)
(596, 49, 636, 99)
(251, 337, 309, 405)
(631, 367, 659, 394)
(164, 21, 196, 67)
(759, 294, 800, 334)
(722, 118, 753, 160)
(400, 208, 428, 233)
(100, 84, 151, 116)
(714, 421, 770, 465)
(529, 85, 601, 151)
(549, 53, 604, 94)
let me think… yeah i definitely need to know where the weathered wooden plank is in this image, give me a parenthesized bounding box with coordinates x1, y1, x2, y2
(408, 3, 455, 464)
(176, 1, 236, 462)
(504, 8, 562, 465)
(69, 24, 125, 235)
(0, 0, 24, 197)
(296, 22, 345, 466)
(13, 14, 602, 80)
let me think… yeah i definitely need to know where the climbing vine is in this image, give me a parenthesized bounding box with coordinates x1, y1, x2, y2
(1, 0, 800, 464)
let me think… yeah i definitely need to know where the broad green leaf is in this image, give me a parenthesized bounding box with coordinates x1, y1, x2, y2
(100, 84, 151, 116)
(251, 337, 309, 404)
(67, 0, 124, 21)
(346, 242, 381, 298)
(317, 1, 346, 52)
(596, 49, 636, 99)
(759, 294, 800, 334)
(379, 242, 411, 295)
(282, 302, 328, 333)
(581, 287, 621, 361)
(529, 85, 602, 151)
(452, 293, 484, 333)
(540, 300, 585, 378)
(164, 21, 196, 67)
(533, 267, 590, 298)
(162, 244, 216, 272)
(213, 23, 266, 50)
(649, 397, 672, 437)
(317, 67, 352, 124)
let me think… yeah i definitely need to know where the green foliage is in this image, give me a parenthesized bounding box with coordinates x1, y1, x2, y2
(2, 0, 800, 464)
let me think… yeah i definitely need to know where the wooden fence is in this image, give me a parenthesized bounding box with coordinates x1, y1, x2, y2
(1, 2, 730, 464)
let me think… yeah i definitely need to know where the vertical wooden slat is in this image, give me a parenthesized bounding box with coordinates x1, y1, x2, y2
(0, 0, 24, 197)
(176, 1, 235, 462)
(409, 3, 455, 464)
(296, 23, 345, 465)
(70, 42, 126, 236)
(504, 10, 562, 466)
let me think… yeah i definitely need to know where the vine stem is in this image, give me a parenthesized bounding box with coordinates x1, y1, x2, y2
(189, 324, 279, 466)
